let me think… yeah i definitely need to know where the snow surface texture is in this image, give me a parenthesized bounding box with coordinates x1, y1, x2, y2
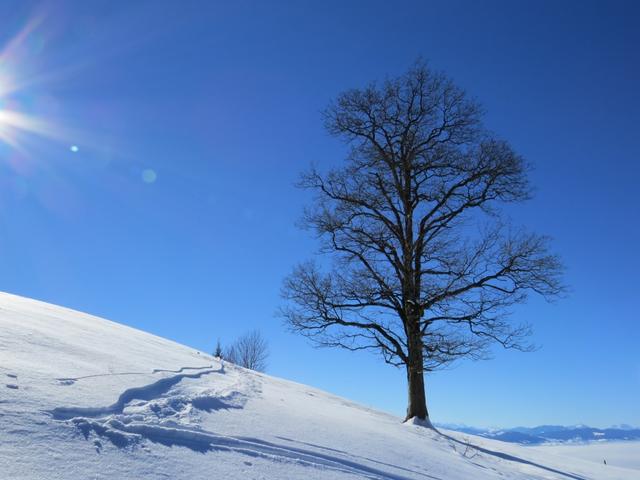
(0, 292, 637, 479)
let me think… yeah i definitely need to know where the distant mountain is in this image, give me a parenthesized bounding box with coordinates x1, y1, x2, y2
(436, 423, 640, 445)
(432, 423, 489, 436)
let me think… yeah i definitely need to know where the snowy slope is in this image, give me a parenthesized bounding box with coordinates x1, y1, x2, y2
(532, 442, 640, 471)
(0, 292, 637, 480)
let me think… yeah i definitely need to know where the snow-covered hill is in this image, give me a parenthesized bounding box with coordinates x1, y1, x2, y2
(0, 292, 637, 479)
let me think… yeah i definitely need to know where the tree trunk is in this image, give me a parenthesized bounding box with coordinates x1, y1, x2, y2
(405, 363, 429, 421)
(405, 328, 429, 421)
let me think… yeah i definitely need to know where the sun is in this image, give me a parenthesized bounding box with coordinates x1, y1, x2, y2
(0, 14, 69, 152)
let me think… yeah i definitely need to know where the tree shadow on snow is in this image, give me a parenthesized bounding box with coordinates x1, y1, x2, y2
(274, 436, 435, 478)
(437, 431, 587, 480)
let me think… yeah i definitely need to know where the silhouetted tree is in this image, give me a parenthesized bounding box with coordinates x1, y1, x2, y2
(281, 62, 564, 423)
(214, 338, 223, 359)
(225, 330, 269, 372)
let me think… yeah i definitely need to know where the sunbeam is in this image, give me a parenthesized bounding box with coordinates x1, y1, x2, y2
(0, 12, 74, 152)
(0, 109, 64, 142)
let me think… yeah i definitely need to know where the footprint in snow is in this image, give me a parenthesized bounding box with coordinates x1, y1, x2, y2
(5, 374, 19, 389)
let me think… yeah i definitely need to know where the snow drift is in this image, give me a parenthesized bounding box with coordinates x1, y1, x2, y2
(0, 292, 636, 479)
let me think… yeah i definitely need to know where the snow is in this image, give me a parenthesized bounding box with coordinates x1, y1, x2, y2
(533, 442, 640, 471)
(0, 291, 637, 479)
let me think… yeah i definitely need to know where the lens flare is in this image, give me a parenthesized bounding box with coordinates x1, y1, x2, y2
(141, 169, 157, 184)
(0, 8, 158, 219)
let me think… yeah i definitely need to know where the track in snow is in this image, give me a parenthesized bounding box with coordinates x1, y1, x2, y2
(5, 372, 18, 389)
(51, 367, 223, 420)
(55, 365, 213, 385)
(48, 365, 439, 479)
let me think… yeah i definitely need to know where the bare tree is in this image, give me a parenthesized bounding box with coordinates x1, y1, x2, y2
(225, 330, 269, 372)
(280, 62, 564, 423)
(214, 338, 223, 359)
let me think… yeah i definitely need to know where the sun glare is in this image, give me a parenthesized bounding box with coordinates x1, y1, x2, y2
(0, 13, 70, 152)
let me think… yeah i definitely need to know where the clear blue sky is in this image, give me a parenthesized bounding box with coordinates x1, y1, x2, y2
(0, 0, 638, 428)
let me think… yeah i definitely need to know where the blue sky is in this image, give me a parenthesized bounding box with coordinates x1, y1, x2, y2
(0, 0, 638, 428)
